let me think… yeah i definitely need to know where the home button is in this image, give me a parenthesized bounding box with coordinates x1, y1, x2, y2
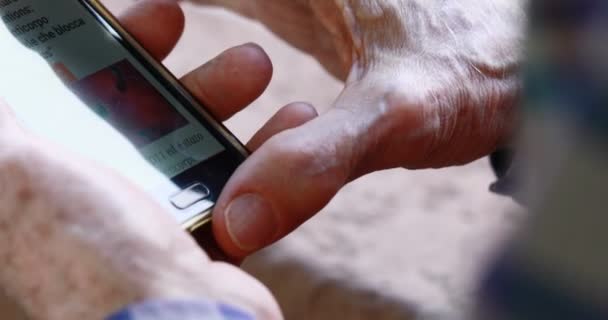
(170, 183, 211, 210)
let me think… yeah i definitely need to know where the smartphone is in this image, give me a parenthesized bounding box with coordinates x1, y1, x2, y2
(0, 1, 248, 240)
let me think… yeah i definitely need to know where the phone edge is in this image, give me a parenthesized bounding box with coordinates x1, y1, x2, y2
(80, 0, 247, 242)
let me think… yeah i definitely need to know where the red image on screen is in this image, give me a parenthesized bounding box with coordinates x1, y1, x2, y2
(70, 59, 188, 147)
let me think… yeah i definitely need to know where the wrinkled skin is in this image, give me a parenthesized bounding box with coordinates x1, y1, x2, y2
(0, 1, 318, 319)
(0, 0, 526, 317)
(191, 0, 527, 258)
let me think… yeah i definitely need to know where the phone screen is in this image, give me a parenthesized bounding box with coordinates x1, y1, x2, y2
(0, 0, 243, 224)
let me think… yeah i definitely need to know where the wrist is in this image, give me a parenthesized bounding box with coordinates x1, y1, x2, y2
(0, 235, 212, 320)
(0, 148, 213, 319)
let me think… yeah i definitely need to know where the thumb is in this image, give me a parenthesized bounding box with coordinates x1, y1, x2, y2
(212, 109, 370, 259)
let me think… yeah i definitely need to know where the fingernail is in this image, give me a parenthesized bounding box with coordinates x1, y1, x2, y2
(225, 194, 278, 251)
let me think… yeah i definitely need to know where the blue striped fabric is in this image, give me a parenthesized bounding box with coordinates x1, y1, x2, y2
(106, 300, 253, 320)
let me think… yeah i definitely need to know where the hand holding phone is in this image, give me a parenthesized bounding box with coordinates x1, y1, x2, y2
(0, 98, 282, 320)
(0, 1, 293, 319)
(0, 0, 316, 241)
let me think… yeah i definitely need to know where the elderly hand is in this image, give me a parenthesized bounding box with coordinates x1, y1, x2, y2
(200, 0, 526, 258)
(0, 1, 316, 319)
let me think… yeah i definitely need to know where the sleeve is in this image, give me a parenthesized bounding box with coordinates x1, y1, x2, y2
(106, 300, 253, 320)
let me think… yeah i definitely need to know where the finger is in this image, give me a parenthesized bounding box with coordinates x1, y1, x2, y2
(194, 102, 316, 264)
(212, 109, 368, 259)
(247, 102, 318, 151)
(180, 43, 273, 121)
(119, 0, 185, 61)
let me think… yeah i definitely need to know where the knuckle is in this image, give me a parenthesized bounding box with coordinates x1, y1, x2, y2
(373, 75, 483, 168)
(370, 89, 441, 168)
(262, 129, 353, 192)
(422, 80, 478, 166)
(264, 132, 325, 176)
(423, 76, 516, 166)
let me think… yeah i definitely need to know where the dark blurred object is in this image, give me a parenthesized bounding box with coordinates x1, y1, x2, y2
(191, 222, 237, 264)
(475, 0, 608, 319)
(490, 149, 514, 180)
